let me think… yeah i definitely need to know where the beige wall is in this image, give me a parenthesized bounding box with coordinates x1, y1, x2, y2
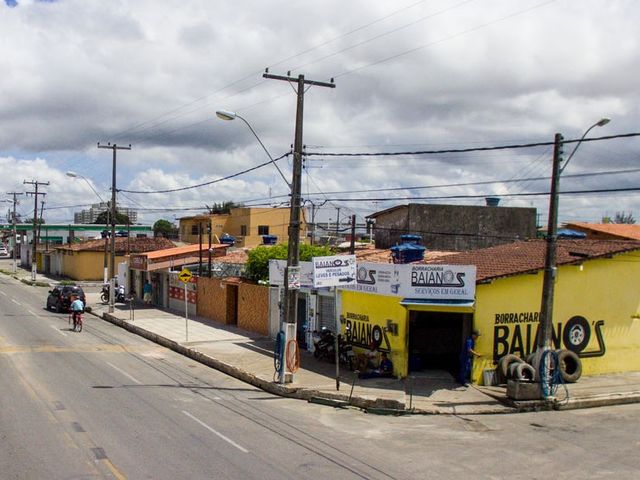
(61, 251, 126, 281)
(179, 208, 308, 248)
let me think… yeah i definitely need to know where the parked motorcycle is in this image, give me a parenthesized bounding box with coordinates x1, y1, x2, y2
(338, 333, 355, 370)
(312, 328, 335, 361)
(100, 284, 126, 304)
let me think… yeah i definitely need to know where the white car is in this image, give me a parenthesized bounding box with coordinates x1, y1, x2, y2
(0, 245, 9, 257)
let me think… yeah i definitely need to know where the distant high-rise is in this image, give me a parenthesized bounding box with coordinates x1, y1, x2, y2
(73, 202, 138, 224)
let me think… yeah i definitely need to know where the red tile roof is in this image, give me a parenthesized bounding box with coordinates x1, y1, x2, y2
(56, 237, 176, 254)
(565, 222, 640, 241)
(430, 239, 640, 282)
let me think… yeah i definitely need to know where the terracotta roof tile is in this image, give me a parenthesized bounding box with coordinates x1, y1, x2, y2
(56, 237, 176, 254)
(566, 222, 640, 241)
(430, 239, 640, 282)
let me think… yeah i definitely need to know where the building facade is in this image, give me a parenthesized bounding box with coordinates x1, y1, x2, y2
(368, 203, 537, 251)
(73, 202, 138, 224)
(179, 207, 308, 248)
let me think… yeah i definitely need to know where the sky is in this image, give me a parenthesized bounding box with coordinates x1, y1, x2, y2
(1, 0, 639, 231)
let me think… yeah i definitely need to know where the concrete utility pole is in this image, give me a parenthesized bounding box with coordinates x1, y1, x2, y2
(263, 71, 335, 382)
(98, 142, 131, 313)
(6, 192, 24, 273)
(349, 214, 356, 254)
(23, 180, 49, 281)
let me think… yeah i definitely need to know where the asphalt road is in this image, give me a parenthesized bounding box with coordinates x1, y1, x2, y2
(1, 271, 640, 479)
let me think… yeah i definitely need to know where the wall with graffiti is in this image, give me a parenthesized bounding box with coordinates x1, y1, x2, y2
(472, 252, 640, 383)
(340, 290, 408, 377)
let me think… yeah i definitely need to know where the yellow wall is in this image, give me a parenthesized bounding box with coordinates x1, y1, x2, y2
(179, 208, 308, 248)
(340, 290, 408, 377)
(62, 251, 126, 280)
(472, 252, 640, 383)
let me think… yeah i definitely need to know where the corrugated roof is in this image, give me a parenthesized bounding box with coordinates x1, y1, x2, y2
(430, 239, 640, 282)
(566, 222, 640, 241)
(56, 237, 175, 254)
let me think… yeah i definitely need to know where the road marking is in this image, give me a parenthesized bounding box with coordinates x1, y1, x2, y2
(28, 309, 38, 317)
(50, 325, 67, 337)
(182, 410, 248, 453)
(11, 299, 21, 306)
(106, 362, 142, 385)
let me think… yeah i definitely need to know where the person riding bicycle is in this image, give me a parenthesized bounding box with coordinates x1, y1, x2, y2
(70, 294, 84, 330)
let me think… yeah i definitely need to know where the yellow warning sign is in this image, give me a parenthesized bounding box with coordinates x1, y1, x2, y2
(178, 268, 192, 283)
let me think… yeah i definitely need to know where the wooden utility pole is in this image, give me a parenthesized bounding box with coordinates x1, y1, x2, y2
(263, 71, 335, 382)
(98, 142, 131, 313)
(23, 179, 49, 280)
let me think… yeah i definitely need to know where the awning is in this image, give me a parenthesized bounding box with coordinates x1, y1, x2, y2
(400, 298, 475, 313)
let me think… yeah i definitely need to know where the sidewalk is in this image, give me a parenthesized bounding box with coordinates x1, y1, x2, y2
(4, 263, 640, 415)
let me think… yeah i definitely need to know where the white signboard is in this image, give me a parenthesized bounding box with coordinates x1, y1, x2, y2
(269, 260, 314, 288)
(342, 262, 476, 301)
(269, 259, 476, 301)
(312, 254, 357, 288)
(287, 266, 301, 290)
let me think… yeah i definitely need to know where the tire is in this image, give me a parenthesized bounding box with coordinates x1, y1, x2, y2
(557, 349, 582, 383)
(76, 320, 83, 333)
(514, 362, 536, 382)
(55, 302, 61, 314)
(499, 354, 524, 379)
(563, 316, 591, 353)
(100, 292, 108, 304)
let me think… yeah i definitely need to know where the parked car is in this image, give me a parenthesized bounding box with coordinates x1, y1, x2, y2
(0, 244, 8, 257)
(46, 285, 86, 313)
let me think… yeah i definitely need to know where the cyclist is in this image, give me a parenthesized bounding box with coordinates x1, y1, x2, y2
(70, 294, 84, 331)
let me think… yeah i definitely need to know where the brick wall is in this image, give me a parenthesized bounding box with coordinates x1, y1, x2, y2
(197, 277, 227, 324)
(237, 283, 269, 336)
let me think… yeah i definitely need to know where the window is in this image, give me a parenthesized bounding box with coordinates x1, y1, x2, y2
(240, 225, 247, 236)
(191, 225, 199, 235)
(258, 225, 269, 235)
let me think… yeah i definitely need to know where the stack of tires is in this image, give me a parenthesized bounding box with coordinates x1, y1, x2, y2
(498, 350, 582, 384)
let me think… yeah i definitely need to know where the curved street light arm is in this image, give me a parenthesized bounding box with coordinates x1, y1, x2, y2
(560, 118, 610, 174)
(67, 171, 106, 203)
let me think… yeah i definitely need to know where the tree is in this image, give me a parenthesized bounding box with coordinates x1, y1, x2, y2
(613, 211, 635, 224)
(206, 201, 243, 215)
(244, 243, 335, 282)
(153, 219, 177, 238)
(94, 210, 130, 225)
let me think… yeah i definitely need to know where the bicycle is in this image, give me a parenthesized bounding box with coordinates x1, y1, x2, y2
(69, 311, 83, 332)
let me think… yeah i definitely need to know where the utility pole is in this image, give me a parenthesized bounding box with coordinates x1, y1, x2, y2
(349, 214, 356, 254)
(6, 192, 23, 273)
(263, 71, 335, 382)
(335, 207, 341, 238)
(98, 142, 131, 313)
(24, 180, 49, 281)
(537, 134, 564, 351)
(38, 200, 45, 250)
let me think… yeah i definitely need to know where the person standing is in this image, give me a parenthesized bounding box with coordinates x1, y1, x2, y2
(459, 330, 481, 385)
(143, 280, 152, 305)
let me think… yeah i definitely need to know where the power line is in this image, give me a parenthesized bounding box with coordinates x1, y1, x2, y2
(305, 132, 640, 158)
(118, 151, 292, 194)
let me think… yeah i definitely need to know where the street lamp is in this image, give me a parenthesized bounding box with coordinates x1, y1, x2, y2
(67, 171, 109, 284)
(66, 171, 106, 203)
(537, 118, 611, 356)
(215, 110, 291, 187)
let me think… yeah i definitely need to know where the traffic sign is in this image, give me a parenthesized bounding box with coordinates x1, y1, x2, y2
(178, 268, 193, 283)
(312, 254, 357, 288)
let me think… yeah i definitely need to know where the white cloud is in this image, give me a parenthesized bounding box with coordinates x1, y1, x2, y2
(1, 0, 639, 227)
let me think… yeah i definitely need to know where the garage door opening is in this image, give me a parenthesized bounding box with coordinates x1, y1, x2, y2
(408, 310, 469, 377)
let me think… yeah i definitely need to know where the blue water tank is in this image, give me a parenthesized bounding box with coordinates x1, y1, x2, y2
(391, 243, 426, 263)
(220, 234, 236, 245)
(400, 234, 422, 245)
(262, 235, 277, 245)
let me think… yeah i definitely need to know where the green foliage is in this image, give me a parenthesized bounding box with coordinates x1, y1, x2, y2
(94, 210, 130, 225)
(207, 201, 243, 214)
(614, 211, 636, 224)
(244, 243, 335, 282)
(153, 219, 176, 237)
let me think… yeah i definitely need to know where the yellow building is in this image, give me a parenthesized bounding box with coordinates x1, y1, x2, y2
(49, 237, 176, 281)
(339, 239, 640, 384)
(179, 207, 307, 248)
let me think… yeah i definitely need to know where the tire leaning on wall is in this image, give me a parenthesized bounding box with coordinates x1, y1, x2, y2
(513, 362, 536, 382)
(499, 354, 524, 380)
(556, 349, 582, 383)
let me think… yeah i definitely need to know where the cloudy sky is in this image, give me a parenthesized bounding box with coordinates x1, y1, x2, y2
(1, 0, 639, 231)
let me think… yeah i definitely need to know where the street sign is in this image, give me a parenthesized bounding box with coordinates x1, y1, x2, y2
(312, 254, 357, 288)
(178, 268, 192, 283)
(287, 266, 301, 290)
